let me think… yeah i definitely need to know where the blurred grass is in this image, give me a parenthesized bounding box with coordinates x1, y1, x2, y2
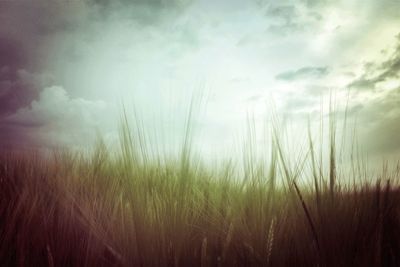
(1, 108, 400, 267)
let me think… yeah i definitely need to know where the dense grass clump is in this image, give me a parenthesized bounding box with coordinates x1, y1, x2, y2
(1, 115, 400, 267)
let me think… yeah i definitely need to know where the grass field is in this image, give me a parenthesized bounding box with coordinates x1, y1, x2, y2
(1, 111, 400, 267)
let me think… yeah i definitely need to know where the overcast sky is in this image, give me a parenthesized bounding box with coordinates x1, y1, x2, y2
(0, 0, 399, 160)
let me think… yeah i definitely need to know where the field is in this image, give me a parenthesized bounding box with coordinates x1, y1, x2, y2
(1, 114, 400, 267)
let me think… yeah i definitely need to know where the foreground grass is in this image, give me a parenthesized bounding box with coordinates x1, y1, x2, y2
(1, 119, 400, 267)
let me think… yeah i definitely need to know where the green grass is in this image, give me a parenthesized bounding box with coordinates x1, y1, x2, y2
(1, 110, 400, 266)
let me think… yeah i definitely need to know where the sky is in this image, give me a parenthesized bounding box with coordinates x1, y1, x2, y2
(0, 0, 399, 161)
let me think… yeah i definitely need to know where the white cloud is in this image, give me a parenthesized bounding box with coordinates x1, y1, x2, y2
(4, 86, 109, 148)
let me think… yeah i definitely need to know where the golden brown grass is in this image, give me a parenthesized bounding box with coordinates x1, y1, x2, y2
(1, 114, 400, 266)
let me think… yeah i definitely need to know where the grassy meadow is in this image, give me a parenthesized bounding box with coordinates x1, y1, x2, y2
(1, 110, 400, 267)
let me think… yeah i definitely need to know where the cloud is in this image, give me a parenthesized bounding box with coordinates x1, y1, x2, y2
(254, 1, 323, 35)
(0, 69, 53, 117)
(276, 66, 329, 81)
(0, 86, 107, 149)
(0, 1, 89, 36)
(0, 38, 27, 69)
(89, 0, 193, 25)
(0, 0, 196, 150)
(0, 1, 88, 120)
(0, 0, 399, 159)
(349, 33, 400, 90)
(91, 0, 191, 9)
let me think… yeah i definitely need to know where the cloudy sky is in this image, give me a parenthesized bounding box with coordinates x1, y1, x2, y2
(0, 0, 399, 160)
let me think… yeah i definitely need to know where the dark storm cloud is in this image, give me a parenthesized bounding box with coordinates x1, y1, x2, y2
(276, 66, 329, 81)
(0, 0, 104, 148)
(0, 38, 27, 70)
(0, 0, 193, 146)
(0, 67, 54, 118)
(349, 33, 400, 90)
(0, 5, 42, 118)
(0, 0, 193, 78)
(0, 86, 107, 149)
(0, 0, 84, 119)
(0, 0, 192, 149)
